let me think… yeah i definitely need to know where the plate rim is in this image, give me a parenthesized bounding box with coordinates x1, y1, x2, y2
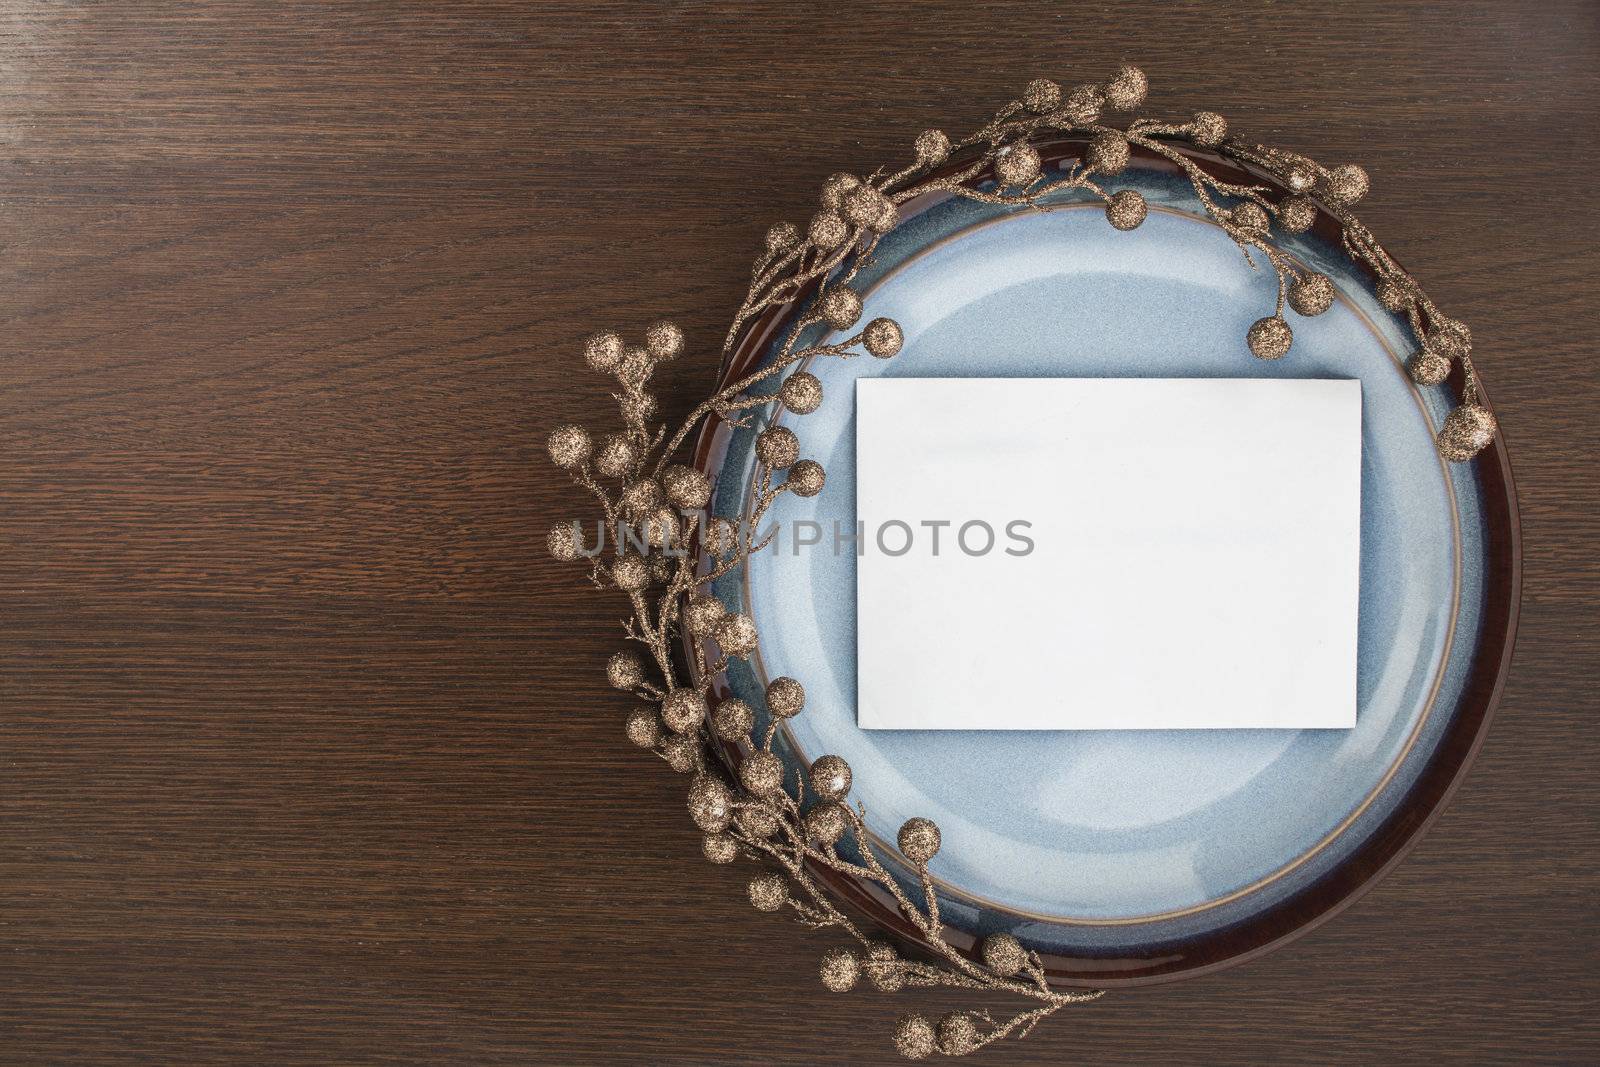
(688, 135, 1522, 987)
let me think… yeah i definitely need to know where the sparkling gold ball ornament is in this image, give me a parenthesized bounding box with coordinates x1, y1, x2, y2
(1377, 278, 1411, 313)
(1408, 349, 1452, 386)
(711, 697, 755, 740)
(765, 221, 800, 253)
(702, 831, 738, 864)
(1061, 83, 1105, 125)
(1105, 188, 1147, 231)
(623, 706, 661, 749)
(914, 128, 951, 165)
(687, 774, 734, 833)
(819, 948, 861, 992)
(606, 649, 647, 689)
(864, 941, 905, 992)
(684, 593, 726, 632)
(594, 433, 638, 479)
(993, 142, 1042, 188)
(1104, 64, 1149, 110)
(937, 1013, 981, 1057)
(1230, 201, 1270, 234)
(806, 801, 850, 846)
(766, 676, 805, 717)
(780, 371, 824, 414)
(738, 803, 781, 838)
(661, 463, 712, 510)
(1022, 78, 1062, 114)
(1191, 110, 1228, 147)
(748, 873, 788, 912)
(897, 817, 941, 864)
(1247, 315, 1293, 360)
(714, 612, 759, 657)
(1288, 272, 1335, 317)
(1322, 163, 1370, 206)
(785, 459, 825, 497)
(611, 554, 650, 592)
(582, 331, 625, 373)
(643, 506, 679, 550)
(739, 750, 786, 795)
(1436, 403, 1497, 461)
(703, 516, 737, 555)
(756, 426, 800, 469)
(546, 424, 592, 469)
(821, 172, 862, 211)
(661, 735, 700, 773)
(819, 287, 864, 330)
(595, 435, 636, 483)
(1086, 130, 1130, 175)
(809, 211, 849, 250)
(1285, 163, 1317, 193)
(810, 754, 852, 800)
(1277, 194, 1317, 235)
(643, 320, 685, 361)
(547, 522, 580, 562)
(843, 184, 897, 234)
(980, 933, 1028, 977)
(617, 346, 652, 389)
(862, 317, 904, 359)
(894, 1014, 938, 1061)
(619, 477, 663, 519)
(661, 687, 708, 734)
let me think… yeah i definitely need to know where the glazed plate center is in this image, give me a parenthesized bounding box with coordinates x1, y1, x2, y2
(741, 205, 1459, 922)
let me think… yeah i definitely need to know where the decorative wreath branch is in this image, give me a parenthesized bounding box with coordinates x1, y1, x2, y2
(545, 67, 1496, 1059)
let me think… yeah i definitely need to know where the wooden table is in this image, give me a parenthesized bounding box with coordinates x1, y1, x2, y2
(2, 3, 1595, 1062)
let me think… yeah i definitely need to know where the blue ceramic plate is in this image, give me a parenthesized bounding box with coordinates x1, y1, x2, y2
(697, 142, 1517, 983)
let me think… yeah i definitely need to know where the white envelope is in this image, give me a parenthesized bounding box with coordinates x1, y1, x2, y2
(855, 377, 1361, 730)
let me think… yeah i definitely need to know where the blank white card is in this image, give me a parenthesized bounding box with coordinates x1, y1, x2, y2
(856, 378, 1361, 730)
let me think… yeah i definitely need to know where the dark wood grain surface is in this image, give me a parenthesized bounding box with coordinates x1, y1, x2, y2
(1, 2, 1596, 1063)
